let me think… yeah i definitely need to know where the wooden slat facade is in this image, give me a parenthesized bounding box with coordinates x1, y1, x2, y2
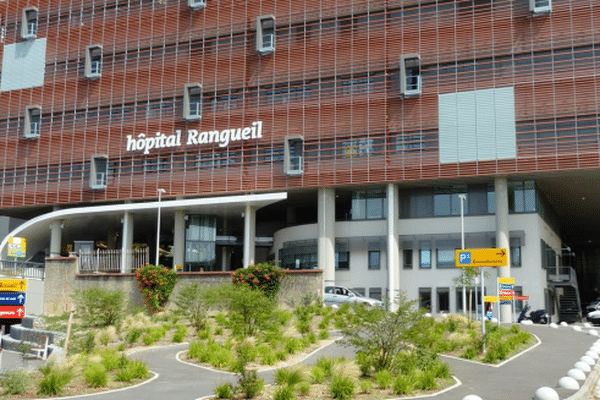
(0, 0, 599, 208)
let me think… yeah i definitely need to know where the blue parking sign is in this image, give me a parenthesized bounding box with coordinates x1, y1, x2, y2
(458, 251, 471, 265)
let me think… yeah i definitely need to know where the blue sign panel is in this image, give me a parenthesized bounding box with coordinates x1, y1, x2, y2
(0, 292, 26, 305)
(500, 300, 512, 305)
(499, 284, 514, 290)
(458, 251, 472, 265)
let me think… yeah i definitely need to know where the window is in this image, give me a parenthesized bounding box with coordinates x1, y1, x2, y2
(351, 189, 386, 220)
(400, 54, 421, 96)
(284, 136, 303, 175)
(369, 288, 382, 301)
(353, 287, 366, 296)
(509, 180, 536, 213)
(403, 249, 413, 269)
(90, 155, 108, 189)
(85, 45, 102, 79)
(22, 7, 38, 39)
(436, 247, 458, 269)
(335, 251, 349, 270)
(184, 83, 202, 120)
(437, 287, 450, 313)
(24, 106, 41, 138)
(530, 0, 551, 14)
(511, 243, 521, 268)
(419, 241, 431, 269)
(257, 15, 275, 54)
(368, 250, 380, 270)
(434, 186, 467, 216)
(188, 0, 206, 10)
(418, 288, 432, 312)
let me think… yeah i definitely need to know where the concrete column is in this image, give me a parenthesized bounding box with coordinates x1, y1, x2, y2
(318, 187, 336, 288)
(120, 212, 134, 273)
(49, 220, 62, 257)
(387, 183, 400, 312)
(243, 204, 256, 268)
(495, 177, 512, 322)
(173, 210, 186, 271)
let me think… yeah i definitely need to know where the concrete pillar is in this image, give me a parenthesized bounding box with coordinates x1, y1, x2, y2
(120, 212, 134, 273)
(173, 210, 186, 271)
(318, 187, 336, 288)
(243, 204, 256, 268)
(49, 220, 62, 257)
(495, 177, 512, 322)
(387, 183, 400, 312)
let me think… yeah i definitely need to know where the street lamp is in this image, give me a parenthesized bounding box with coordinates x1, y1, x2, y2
(459, 194, 467, 316)
(155, 188, 166, 266)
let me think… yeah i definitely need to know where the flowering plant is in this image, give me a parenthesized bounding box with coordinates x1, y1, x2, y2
(231, 262, 284, 299)
(135, 264, 177, 313)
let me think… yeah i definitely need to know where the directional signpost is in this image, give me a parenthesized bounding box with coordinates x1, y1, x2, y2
(0, 279, 27, 321)
(456, 248, 508, 353)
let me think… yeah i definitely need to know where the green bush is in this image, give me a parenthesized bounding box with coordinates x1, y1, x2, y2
(80, 331, 96, 354)
(143, 325, 167, 345)
(359, 380, 372, 394)
(114, 360, 149, 382)
(275, 368, 304, 386)
(73, 287, 127, 328)
(238, 370, 264, 399)
(375, 369, 394, 389)
(355, 352, 373, 376)
(172, 323, 187, 343)
(126, 328, 144, 344)
(393, 374, 415, 395)
(214, 382, 234, 399)
(135, 264, 178, 313)
(315, 357, 335, 378)
(273, 385, 295, 400)
(231, 261, 284, 299)
(84, 362, 108, 388)
(37, 364, 73, 396)
(330, 375, 355, 400)
(297, 381, 311, 395)
(285, 337, 304, 354)
(275, 350, 288, 361)
(0, 369, 31, 395)
(100, 348, 122, 371)
(318, 329, 330, 340)
(416, 370, 437, 390)
(175, 282, 210, 332)
(257, 343, 275, 365)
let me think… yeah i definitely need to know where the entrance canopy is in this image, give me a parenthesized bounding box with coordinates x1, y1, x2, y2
(0, 192, 288, 259)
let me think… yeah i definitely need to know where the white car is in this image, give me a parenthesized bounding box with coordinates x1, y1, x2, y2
(324, 285, 384, 308)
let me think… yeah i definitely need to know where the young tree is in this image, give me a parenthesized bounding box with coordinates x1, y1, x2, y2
(174, 282, 210, 333)
(341, 293, 425, 373)
(453, 267, 479, 319)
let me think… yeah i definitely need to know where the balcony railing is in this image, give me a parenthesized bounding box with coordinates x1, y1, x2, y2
(0, 260, 45, 279)
(78, 248, 149, 273)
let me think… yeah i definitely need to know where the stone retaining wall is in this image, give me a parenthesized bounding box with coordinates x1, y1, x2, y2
(44, 257, 322, 315)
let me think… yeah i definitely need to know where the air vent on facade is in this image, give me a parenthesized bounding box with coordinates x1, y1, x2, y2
(188, 0, 206, 10)
(530, 0, 551, 15)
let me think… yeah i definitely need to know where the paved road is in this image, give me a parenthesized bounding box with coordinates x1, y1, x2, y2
(1, 323, 599, 399)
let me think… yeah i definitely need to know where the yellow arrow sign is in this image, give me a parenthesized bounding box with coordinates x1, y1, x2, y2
(455, 248, 508, 268)
(0, 279, 28, 292)
(498, 277, 515, 284)
(484, 296, 498, 303)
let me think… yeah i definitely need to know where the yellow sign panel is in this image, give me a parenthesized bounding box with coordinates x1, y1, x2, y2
(484, 296, 498, 303)
(498, 277, 515, 284)
(455, 248, 508, 268)
(500, 296, 513, 301)
(0, 279, 28, 292)
(7, 237, 26, 258)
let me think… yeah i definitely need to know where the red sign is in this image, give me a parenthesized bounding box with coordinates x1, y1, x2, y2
(514, 295, 529, 301)
(499, 290, 514, 297)
(0, 305, 25, 319)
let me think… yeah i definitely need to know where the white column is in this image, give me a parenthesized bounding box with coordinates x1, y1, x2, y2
(120, 212, 134, 273)
(387, 183, 400, 312)
(49, 220, 62, 257)
(173, 210, 186, 271)
(495, 177, 512, 322)
(318, 187, 336, 288)
(243, 204, 256, 268)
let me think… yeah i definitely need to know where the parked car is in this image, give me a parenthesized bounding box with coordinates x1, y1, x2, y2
(324, 285, 384, 308)
(587, 309, 600, 325)
(585, 300, 600, 317)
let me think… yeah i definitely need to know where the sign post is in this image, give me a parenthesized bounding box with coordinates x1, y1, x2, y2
(456, 248, 508, 353)
(0, 279, 27, 322)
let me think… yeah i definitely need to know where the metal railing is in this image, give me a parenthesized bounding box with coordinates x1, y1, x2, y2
(546, 266, 577, 285)
(78, 248, 149, 273)
(0, 260, 45, 280)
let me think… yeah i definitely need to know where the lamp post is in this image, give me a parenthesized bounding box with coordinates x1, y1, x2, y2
(459, 194, 467, 315)
(155, 188, 166, 266)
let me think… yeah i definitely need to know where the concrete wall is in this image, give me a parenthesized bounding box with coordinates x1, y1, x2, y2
(42, 257, 322, 315)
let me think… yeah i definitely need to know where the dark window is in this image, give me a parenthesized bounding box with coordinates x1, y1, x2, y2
(403, 249, 413, 269)
(368, 250, 380, 270)
(419, 287, 432, 311)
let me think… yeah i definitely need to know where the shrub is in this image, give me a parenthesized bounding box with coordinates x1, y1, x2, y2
(330, 375, 355, 400)
(319, 329, 330, 340)
(214, 382, 234, 399)
(231, 261, 284, 299)
(359, 380, 372, 394)
(100, 348, 122, 371)
(310, 366, 327, 384)
(393, 374, 415, 395)
(285, 337, 304, 354)
(135, 264, 178, 313)
(73, 287, 127, 328)
(315, 357, 335, 378)
(172, 323, 187, 343)
(143, 326, 167, 345)
(37, 364, 73, 396)
(237, 370, 264, 399)
(126, 328, 144, 344)
(355, 352, 373, 376)
(80, 331, 96, 354)
(275, 368, 304, 386)
(126, 360, 149, 379)
(297, 381, 311, 395)
(257, 343, 275, 365)
(273, 385, 295, 400)
(375, 369, 394, 389)
(84, 362, 108, 388)
(416, 370, 437, 390)
(275, 350, 288, 361)
(0, 369, 31, 395)
(175, 282, 210, 332)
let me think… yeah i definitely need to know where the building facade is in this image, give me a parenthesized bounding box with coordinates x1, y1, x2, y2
(1, 0, 599, 318)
